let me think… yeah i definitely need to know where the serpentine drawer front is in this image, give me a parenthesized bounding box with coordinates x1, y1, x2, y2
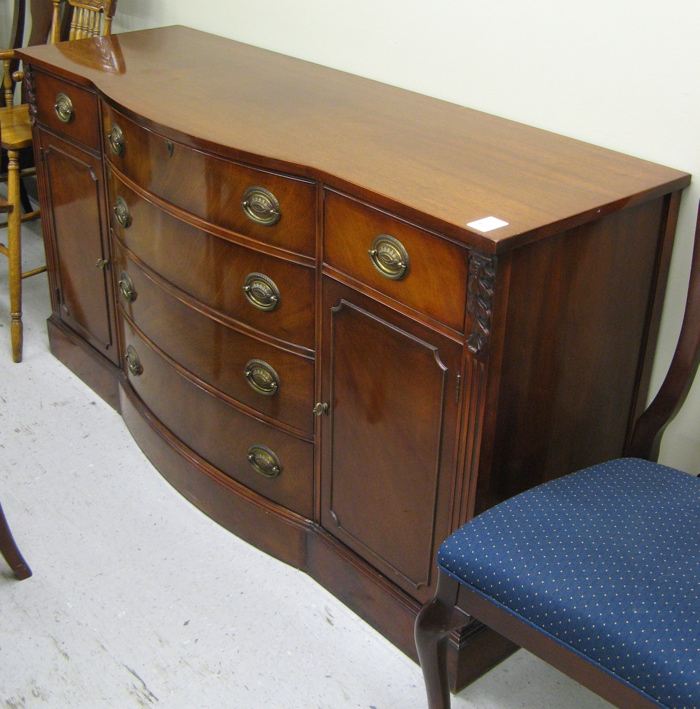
(108, 174, 316, 350)
(113, 246, 315, 435)
(102, 104, 317, 258)
(20, 26, 691, 691)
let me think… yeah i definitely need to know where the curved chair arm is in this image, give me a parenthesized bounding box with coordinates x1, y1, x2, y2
(627, 201, 700, 460)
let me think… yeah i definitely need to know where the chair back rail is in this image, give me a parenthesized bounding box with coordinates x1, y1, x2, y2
(627, 202, 700, 460)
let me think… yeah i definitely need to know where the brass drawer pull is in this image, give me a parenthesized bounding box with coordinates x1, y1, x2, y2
(125, 345, 143, 377)
(242, 272, 280, 311)
(368, 234, 410, 280)
(118, 270, 137, 303)
(247, 444, 282, 478)
(244, 359, 280, 396)
(108, 123, 125, 156)
(241, 186, 281, 226)
(54, 93, 74, 124)
(113, 196, 131, 228)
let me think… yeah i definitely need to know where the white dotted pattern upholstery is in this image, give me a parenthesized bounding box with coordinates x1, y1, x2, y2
(438, 458, 700, 709)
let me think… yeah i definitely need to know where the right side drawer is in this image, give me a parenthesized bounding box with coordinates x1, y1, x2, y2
(324, 189, 469, 333)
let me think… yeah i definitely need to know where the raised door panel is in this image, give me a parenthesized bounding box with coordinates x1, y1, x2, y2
(39, 129, 117, 364)
(320, 278, 462, 603)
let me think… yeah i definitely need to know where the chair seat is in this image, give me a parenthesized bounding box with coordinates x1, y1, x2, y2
(438, 458, 700, 709)
(0, 104, 32, 150)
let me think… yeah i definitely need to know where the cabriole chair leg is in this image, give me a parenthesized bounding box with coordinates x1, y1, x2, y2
(0, 502, 31, 580)
(415, 572, 465, 709)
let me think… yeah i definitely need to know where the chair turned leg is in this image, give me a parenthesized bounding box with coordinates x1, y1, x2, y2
(415, 572, 464, 709)
(7, 148, 22, 363)
(0, 503, 32, 580)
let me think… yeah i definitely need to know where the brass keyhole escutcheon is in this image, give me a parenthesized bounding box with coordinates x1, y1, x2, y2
(125, 345, 143, 377)
(108, 123, 125, 156)
(247, 444, 282, 479)
(118, 270, 137, 303)
(113, 196, 131, 228)
(54, 93, 74, 124)
(368, 234, 410, 280)
(242, 272, 281, 311)
(241, 186, 281, 226)
(165, 139, 174, 157)
(244, 359, 280, 396)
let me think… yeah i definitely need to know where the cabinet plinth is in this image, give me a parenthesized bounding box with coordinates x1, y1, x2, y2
(20, 26, 690, 692)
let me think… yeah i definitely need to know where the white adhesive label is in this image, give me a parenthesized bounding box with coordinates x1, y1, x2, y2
(467, 216, 509, 232)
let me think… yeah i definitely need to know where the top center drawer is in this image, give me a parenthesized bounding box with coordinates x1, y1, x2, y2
(101, 103, 316, 257)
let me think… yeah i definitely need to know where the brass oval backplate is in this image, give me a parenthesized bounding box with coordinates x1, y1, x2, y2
(368, 234, 410, 280)
(108, 123, 125, 156)
(125, 345, 143, 377)
(244, 359, 281, 396)
(242, 272, 281, 311)
(241, 186, 281, 226)
(113, 196, 131, 229)
(54, 93, 74, 124)
(247, 444, 282, 478)
(118, 270, 137, 303)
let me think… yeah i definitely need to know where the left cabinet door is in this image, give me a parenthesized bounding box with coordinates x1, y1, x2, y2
(37, 127, 118, 365)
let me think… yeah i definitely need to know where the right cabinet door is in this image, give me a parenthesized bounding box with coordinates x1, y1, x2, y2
(320, 277, 463, 603)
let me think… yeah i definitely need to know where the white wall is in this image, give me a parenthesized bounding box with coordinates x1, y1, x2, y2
(112, 0, 700, 472)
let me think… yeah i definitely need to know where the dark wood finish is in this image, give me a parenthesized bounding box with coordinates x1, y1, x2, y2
(0, 501, 32, 580)
(628, 202, 700, 460)
(320, 278, 462, 603)
(478, 195, 673, 510)
(37, 126, 118, 364)
(113, 246, 315, 436)
(103, 104, 317, 258)
(33, 70, 100, 150)
(108, 174, 316, 351)
(324, 190, 470, 333)
(414, 205, 700, 708)
(122, 319, 314, 519)
(46, 316, 120, 410)
(19, 27, 690, 694)
(120, 381, 310, 569)
(19, 27, 689, 252)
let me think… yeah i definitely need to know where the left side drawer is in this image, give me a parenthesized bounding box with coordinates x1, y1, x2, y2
(32, 70, 100, 150)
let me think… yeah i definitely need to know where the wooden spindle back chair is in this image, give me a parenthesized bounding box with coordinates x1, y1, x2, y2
(49, 0, 117, 43)
(0, 0, 117, 362)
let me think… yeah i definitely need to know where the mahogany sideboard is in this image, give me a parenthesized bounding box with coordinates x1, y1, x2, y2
(18, 26, 691, 691)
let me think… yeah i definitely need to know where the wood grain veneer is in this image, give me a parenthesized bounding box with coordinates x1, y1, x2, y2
(19, 26, 691, 694)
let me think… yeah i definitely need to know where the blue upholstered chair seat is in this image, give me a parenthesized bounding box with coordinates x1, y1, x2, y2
(438, 458, 700, 709)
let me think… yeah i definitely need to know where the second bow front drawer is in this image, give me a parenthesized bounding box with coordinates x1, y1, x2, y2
(114, 245, 315, 435)
(108, 175, 316, 350)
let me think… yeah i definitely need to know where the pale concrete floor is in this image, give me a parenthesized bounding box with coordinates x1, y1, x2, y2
(0, 218, 614, 708)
